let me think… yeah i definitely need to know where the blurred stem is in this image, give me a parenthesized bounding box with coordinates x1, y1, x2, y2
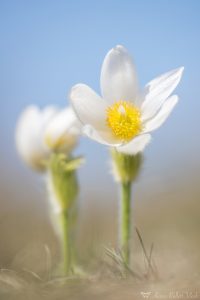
(60, 210, 71, 275)
(121, 181, 131, 266)
(48, 153, 82, 276)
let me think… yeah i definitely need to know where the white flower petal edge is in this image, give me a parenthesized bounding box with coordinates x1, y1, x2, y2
(70, 84, 108, 131)
(116, 134, 151, 155)
(143, 95, 179, 133)
(100, 45, 138, 104)
(16, 105, 57, 170)
(44, 107, 81, 152)
(141, 67, 184, 121)
(83, 124, 122, 146)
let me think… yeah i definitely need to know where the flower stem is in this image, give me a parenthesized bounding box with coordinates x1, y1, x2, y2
(111, 150, 143, 268)
(48, 154, 83, 276)
(121, 180, 132, 266)
(60, 210, 71, 275)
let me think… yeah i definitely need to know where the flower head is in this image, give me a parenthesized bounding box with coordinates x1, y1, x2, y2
(70, 45, 184, 155)
(16, 105, 80, 171)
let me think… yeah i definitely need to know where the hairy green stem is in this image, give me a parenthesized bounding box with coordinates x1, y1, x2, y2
(111, 150, 143, 268)
(121, 181, 132, 266)
(48, 153, 83, 276)
(60, 210, 71, 275)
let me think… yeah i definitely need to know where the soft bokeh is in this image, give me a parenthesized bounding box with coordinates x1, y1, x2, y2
(0, 0, 200, 298)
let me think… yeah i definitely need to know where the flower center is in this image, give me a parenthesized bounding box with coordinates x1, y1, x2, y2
(106, 101, 142, 142)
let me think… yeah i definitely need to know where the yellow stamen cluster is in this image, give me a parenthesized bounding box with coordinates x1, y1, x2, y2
(106, 101, 142, 142)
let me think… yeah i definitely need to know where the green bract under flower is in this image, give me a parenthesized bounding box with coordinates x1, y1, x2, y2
(48, 153, 84, 211)
(111, 149, 143, 183)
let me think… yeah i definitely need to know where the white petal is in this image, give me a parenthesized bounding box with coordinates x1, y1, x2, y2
(100, 45, 138, 104)
(42, 106, 59, 124)
(83, 124, 122, 146)
(15, 105, 57, 170)
(70, 84, 107, 130)
(44, 107, 80, 152)
(143, 95, 179, 133)
(141, 67, 184, 121)
(116, 134, 151, 155)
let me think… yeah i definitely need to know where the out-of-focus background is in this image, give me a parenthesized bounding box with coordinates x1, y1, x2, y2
(0, 0, 200, 298)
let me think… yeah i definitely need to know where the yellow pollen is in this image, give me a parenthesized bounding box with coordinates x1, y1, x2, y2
(106, 100, 142, 142)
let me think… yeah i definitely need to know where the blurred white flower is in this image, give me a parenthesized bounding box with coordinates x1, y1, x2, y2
(44, 107, 80, 154)
(70, 45, 184, 155)
(16, 105, 57, 170)
(16, 105, 80, 171)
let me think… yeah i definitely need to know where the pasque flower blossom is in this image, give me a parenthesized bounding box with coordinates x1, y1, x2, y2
(70, 45, 184, 155)
(16, 105, 80, 170)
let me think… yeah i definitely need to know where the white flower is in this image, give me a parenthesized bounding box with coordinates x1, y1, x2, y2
(16, 105, 80, 170)
(70, 45, 184, 155)
(44, 107, 81, 153)
(16, 105, 57, 170)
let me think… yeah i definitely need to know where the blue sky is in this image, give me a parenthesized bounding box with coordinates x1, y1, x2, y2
(0, 0, 199, 197)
